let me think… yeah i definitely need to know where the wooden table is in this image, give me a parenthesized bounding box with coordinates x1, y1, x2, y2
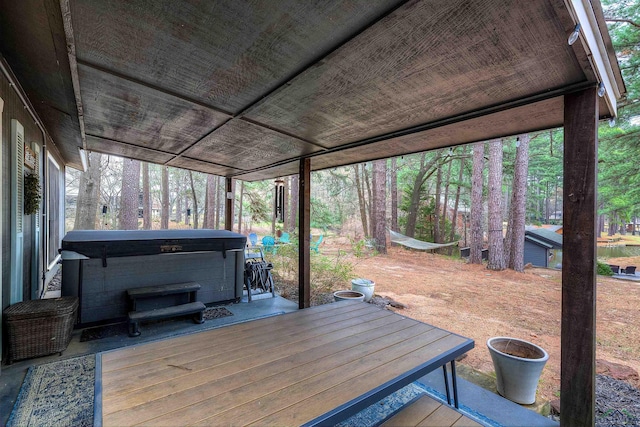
(94, 301, 474, 426)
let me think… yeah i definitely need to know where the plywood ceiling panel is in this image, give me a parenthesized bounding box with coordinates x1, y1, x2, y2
(79, 64, 229, 154)
(1, 0, 622, 180)
(70, 0, 401, 113)
(246, 0, 585, 148)
(182, 119, 322, 170)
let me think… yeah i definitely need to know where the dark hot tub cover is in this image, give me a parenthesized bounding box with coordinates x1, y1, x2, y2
(61, 229, 246, 259)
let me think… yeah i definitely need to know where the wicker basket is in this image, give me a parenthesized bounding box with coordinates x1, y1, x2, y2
(4, 297, 78, 363)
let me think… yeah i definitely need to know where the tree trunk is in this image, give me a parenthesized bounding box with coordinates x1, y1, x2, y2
(189, 171, 199, 229)
(215, 176, 222, 229)
(372, 159, 387, 254)
(405, 159, 426, 237)
(487, 139, 506, 270)
(440, 157, 453, 244)
(470, 143, 485, 264)
(434, 163, 442, 242)
(238, 180, 244, 233)
(205, 175, 216, 229)
(354, 164, 369, 238)
(391, 157, 398, 232)
(119, 158, 141, 230)
(289, 174, 299, 231)
(161, 166, 169, 229)
(176, 196, 182, 223)
(74, 152, 102, 230)
(507, 134, 530, 271)
(404, 152, 442, 237)
(283, 177, 289, 231)
(449, 149, 466, 253)
(142, 162, 151, 230)
(364, 164, 373, 237)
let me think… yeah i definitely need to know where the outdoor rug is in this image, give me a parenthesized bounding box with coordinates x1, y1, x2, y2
(203, 306, 234, 320)
(80, 322, 128, 342)
(79, 307, 233, 341)
(7, 355, 94, 427)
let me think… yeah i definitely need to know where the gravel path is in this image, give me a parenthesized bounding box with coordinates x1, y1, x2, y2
(596, 374, 640, 426)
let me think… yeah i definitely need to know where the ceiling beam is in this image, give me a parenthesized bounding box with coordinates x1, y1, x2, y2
(60, 0, 88, 156)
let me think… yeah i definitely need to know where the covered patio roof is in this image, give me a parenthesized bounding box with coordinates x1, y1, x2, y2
(0, 0, 624, 180)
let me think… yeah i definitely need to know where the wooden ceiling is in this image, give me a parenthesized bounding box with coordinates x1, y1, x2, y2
(0, 0, 624, 180)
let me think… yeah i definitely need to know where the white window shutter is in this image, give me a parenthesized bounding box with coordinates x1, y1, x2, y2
(11, 119, 24, 303)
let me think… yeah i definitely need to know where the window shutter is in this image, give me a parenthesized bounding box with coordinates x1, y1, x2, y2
(11, 119, 25, 303)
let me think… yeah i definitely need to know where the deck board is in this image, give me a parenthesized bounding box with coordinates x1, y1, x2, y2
(104, 316, 415, 416)
(102, 307, 398, 394)
(99, 301, 474, 426)
(380, 395, 483, 427)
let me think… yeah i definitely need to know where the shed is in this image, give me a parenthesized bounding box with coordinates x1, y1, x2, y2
(524, 228, 563, 268)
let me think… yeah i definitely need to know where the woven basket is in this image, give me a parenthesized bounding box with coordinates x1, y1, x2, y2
(4, 297, 78, 363)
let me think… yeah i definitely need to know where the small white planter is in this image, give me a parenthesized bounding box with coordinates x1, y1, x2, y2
(487, 337, 549, 405)
(351, 278, 375, 302)
(333, 290, 365, 302)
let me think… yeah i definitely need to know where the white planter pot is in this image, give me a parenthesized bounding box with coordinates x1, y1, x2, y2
(351, 278, 375, 302)
(487, 337, 549, 405)
(333, 290, 365, 302)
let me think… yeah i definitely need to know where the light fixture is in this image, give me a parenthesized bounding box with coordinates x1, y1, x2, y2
(568, 23, 581, 46)
(515, 137, 520, 148)
(597, 82, 606, 97)
(78, 147, 88, 172)
(609, 117, 616, 127)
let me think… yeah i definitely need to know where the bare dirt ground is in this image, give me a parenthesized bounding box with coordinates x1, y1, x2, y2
(315, 238, 640, 404)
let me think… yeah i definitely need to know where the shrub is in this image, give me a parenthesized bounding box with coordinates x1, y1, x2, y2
(597, 260, 614, 276)
(267, 245, 354, 305)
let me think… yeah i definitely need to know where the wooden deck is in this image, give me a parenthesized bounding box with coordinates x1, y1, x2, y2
(96, 301, 474, 426)
(381, 395, 483, 427)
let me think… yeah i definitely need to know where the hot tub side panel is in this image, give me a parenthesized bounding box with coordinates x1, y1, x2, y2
(74, 251, 241, 324)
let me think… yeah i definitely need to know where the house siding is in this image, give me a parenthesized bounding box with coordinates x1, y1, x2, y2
(523, 240, 549, 268)
(1, 71, 45, 309)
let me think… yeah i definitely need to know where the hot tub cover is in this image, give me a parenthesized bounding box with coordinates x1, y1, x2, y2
(61, 229, 246, 259)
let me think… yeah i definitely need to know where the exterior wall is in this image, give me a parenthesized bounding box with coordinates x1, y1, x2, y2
(1, 71, 45, 309)
(523, 240, 549, 268)
(1, 63, 66, 368)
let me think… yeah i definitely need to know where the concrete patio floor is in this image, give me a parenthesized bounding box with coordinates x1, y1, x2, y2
(0, 295, 557, 426)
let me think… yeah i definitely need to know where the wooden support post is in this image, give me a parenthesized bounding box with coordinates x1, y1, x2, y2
(298, 158, 311, 309)
(225, 177, 233, 231)
(561, 86, 598, 427)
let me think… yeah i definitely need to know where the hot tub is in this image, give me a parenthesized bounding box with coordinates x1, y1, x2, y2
(61, 229, 246, 326)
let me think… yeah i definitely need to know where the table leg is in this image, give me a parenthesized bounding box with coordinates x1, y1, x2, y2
(442, 364, 451, 406)
(451, 360, 459, 409)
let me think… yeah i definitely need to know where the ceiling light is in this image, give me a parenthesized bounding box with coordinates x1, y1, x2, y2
(568, 24, 581, 46)
(597, 82, 606, 97)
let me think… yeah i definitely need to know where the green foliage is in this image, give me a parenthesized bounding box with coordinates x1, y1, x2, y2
(597, 260, 615, 276)
(350, 238, 377, 258)
(266, 243, 354, 303)
(24, 173, 42, 215)
(242, 181, 271, 223)
(310, 196, 341, 229)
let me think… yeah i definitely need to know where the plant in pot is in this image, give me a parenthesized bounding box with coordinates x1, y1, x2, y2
(487, 337, 549, 405)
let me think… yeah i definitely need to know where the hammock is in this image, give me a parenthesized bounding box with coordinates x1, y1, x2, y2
(389, 229, 458, 251)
